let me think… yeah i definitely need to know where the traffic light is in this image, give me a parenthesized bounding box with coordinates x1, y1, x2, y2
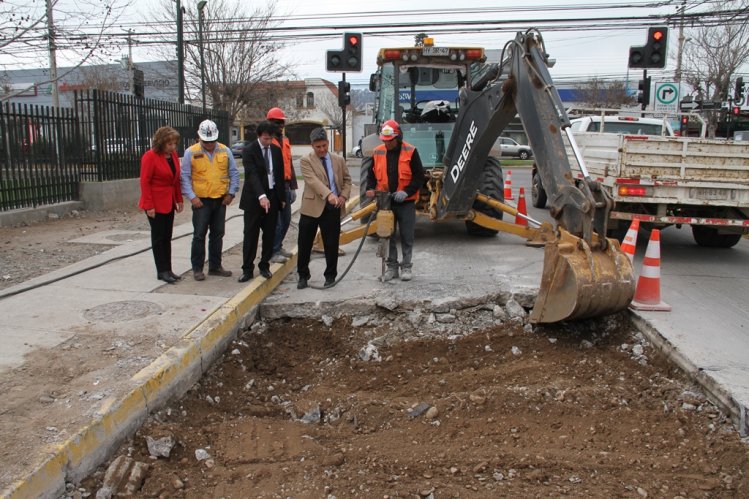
(326, 51, 342, 71)
(343, 32, 362, 72)
(338, 80, 351, 107)
(637, 76, 651, 109)
(732, 106, 741, 117)
(646, 27, 668, 68)
(680, 115, 689, 136)
(326, 32, 363, 72)
(734, 77, 744, 101)
(628, 27, 668, 69)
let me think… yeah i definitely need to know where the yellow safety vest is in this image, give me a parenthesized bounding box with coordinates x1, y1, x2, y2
(188, 142, 230, 199)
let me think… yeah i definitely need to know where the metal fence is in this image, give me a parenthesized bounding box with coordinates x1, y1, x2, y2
(76, 89, 229, 182)
(0, 101, 82, 211)
(1, 90, 229, 211)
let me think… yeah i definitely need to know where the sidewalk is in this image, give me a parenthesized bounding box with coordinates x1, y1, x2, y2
(0, 195, 306, 498)
(1, 186, 748, 498)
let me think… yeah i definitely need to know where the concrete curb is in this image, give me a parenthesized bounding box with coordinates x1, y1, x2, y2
(3, 238, 300, 499)
(3, 194, 361, 498)
(630, 312, 748, 437)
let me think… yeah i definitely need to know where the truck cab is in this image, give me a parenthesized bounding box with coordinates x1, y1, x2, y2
(361, 39, 494, 168)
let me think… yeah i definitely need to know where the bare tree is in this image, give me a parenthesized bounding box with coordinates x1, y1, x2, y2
(315, 91, 351, 131)
(151, 0, 292, 121)
(575, 78, 635, 108)
(1, 0, 132, 101)
(681, 0, 749, 136)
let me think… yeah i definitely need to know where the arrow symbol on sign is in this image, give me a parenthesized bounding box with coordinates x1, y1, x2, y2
(680, 101, 699, 111)
(660, 87, 675, 99)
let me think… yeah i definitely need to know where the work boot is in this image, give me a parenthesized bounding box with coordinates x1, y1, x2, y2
(381, 268, 399, 282)
(400, 268, 413, 281)
(270, 253, 288, 263)
(193, 269, 206, 281)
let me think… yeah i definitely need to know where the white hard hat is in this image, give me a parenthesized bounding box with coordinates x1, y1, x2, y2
(197, 119, 219, 141)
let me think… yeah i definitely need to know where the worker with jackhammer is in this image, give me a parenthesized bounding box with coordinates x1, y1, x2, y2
(365, 120, 425, 282)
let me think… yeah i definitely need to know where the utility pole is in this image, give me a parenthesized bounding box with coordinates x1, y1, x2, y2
(176, 0, 185, 104)
(45, 0, 59, 107)
(198, 1, 207, 114)
(127, 29, 135, 95)
(675, 0, 686, 84)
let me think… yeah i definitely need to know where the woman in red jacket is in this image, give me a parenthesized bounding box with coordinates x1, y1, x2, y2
(139, 126, 184, 284)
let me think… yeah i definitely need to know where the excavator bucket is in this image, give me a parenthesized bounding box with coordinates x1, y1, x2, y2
(530, 229, 636, 324)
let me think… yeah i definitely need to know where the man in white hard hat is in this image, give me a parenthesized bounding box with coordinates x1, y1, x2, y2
(180, 119, 240, 281)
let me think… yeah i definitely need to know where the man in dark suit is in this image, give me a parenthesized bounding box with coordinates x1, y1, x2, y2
(238, 121, 286, 282)
(296, 127, 352, 289)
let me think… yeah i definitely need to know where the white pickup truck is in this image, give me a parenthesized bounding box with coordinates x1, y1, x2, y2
(531, 114, 749, 247)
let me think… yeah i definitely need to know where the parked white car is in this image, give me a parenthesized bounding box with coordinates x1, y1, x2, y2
(497, 137, 533, 160)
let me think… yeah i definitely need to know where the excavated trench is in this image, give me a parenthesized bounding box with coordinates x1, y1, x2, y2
(78, 296, 748, 498)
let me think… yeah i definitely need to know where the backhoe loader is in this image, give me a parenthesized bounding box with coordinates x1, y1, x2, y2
(339, 29, 635, 323)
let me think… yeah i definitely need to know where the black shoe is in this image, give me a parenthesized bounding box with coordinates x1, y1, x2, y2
(323, 277, 335, 288)
(208, 267, 232, 277)
(259, 268, 272, 279)
(168, 271, 182, 281)
(158, 271, 177, 284)
(297, 277, 308, 289)
(238, 272, 253, 283)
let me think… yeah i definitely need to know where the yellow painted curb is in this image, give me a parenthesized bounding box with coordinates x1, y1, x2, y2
(3, 250, 300, 499)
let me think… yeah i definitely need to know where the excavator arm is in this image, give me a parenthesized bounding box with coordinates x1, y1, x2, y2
(439, 29, 635, 323)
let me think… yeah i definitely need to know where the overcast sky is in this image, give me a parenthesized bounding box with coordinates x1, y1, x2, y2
(1, 0, 713, 86)
(268, 0, 680, 85)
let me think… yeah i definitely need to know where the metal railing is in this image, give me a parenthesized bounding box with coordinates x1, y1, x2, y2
(1, 101, 82, 211)
(1, 90, 229, 211)
(76, 89, 229, 182)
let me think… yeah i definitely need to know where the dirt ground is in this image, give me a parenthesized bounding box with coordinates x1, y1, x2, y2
(81, 314, 748, 498)
(2, 208, 748, 498)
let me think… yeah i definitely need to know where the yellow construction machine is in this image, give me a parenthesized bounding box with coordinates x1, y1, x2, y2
(334, 30, 635, 323)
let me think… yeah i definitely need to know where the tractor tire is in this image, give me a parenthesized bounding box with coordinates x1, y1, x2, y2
(531, 169, 547, 208)
(465, 157, 504, 237)
(691, 225, 742, 248)
(359, 156, 374, 224)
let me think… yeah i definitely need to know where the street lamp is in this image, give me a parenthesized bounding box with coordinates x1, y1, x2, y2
(197, 0, 207, 114)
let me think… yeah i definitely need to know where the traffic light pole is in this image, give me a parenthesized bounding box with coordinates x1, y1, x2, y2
(641, 69, 648, 113)
(342, 72, 347, 159)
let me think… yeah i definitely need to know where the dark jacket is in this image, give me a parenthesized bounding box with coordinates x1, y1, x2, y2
(239, 139, 286, 210)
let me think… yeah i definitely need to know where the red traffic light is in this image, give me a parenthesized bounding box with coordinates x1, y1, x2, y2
(652, 30, 664, 42)
(348, 35, 359, 46)
(680, 116, 688, 124)
(732, 106, 741, 116)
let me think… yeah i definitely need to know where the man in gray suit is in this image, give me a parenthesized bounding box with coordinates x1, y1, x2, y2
(296, 128, 352, 289)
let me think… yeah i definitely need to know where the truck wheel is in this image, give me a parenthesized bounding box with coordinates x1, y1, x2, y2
(531, 169, 547, 208)
(359, 156, 374, 224)
(465, 157, 503, 237)
(519, 150, 530, 160)
(691, 225, 742, 248)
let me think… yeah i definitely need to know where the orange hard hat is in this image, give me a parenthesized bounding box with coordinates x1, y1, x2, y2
(379, 120, 401, 141)
(266, 107, 286, 121)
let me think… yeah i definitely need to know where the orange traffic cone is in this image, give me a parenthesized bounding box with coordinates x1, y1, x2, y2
(515, 187, 528, 226)
(630, 229, 671, 311)
(620, 219, 640, 264)
(504, 170, 514, 200)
